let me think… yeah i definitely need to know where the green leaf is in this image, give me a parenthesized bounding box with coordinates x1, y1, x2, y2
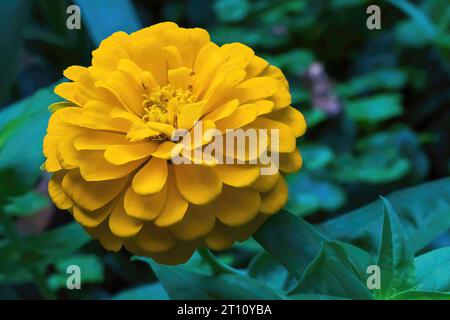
(247, 251, 296, 291)
(345, 94, 403, 124)
(135, 257, 284, 300)
(300, 144, 335, 170)
(286, 173, 346, 216)
(289, 242, 373, 300)
(47, 254, 104, 290)
(415, 247, 450, 292)
(4, 191, 50, 217)
(375, 198, 416, 298)
(112, 283, 169, 300)
(265, 49, 315, 75)
(318, 178, 450, 255)
(213, 0, 249, 23)
(0, 0, 30, 102)
(74, 0, 141, 46)
(0, 85, 59, 197)
(0, 223, 90, 284)
(253, 210, 328, 280)
(389, 290, 450, 300)
(337, 69, 407, 98)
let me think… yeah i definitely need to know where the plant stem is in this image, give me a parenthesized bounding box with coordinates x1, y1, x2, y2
(0, 205, 56, 300)
(197, 247, 240, 275)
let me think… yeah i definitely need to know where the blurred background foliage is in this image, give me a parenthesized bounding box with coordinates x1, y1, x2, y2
(0, 0, 449, 299)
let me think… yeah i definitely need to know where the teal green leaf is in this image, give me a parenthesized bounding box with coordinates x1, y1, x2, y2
(375, 198, 416, 298)
(4, 191, 50, 217)
(0, 85, 59, 197)
(135, 257, 284, 300)
(415, 247, 450, 292)
(47, 254, 104, 290)
(248, 251, 296, 291)
(74, 0, 141, 46)
(318, 178, 450, 255)
(253, 210, 328, 279)
(389, 290, 450, 300)
(213, 0, 249, 23)
(289, 242, 373, 300)
(112, 283, 169, 300)
(345, 94, 403, 123)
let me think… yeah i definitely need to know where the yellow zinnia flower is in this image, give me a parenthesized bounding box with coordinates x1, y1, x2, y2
(43, 22, 306, 265)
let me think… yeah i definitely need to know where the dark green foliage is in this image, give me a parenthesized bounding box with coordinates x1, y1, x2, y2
(0, 0, 448, 300)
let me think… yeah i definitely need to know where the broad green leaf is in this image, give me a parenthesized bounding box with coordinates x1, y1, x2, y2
(0, 223, 90, 285)
(300, 144, 335, 170)
(345, 94, 403, 124)
(318, 178, 450, 255)
(4, 191, 50, 217)
(375, 198, 416, 298)
(289, 242, 373, 300)
(0, 85, 59, 197)
(415, 247, 450, 292)
(74, 0, 141, 46)
(247, 251, 296, 291)
(135, 257, 284, 300)
(286, 173, 346, 216)
(47, 254, 104, 290)
(112, 283, 169, 300)
(337, 69, 407, 98)
(0, 0, 30, 102)
(389, 290, 450, 300)
(213, 0, 249, 23)
(253, 210, 328, 279)
(265, 49, 315, 75)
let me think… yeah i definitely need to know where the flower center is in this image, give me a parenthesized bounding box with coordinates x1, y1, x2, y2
(142, 84, 196, 127)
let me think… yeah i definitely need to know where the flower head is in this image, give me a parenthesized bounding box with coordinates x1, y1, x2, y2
(44, 22, 306, 264)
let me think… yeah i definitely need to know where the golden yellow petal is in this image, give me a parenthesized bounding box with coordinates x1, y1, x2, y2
(251, 172, 280, 193)
(174, 163, 222, 205)
(170, 203, 216, 240)
(133, 223, 176, 252)
(215, 164, 260, 188)
(279, 148, 302, 173)
(132, 157, 168, 195)
(104, 142, 156, 165)
(259, 177, 288, 215)
(124, 184, 167, 220)
(73, 201, 114, 228)
(154, 168, 188, 227)
(109, 198, 144, 237)
(48, 172, 72, 210)
(62, 170, 127, 211)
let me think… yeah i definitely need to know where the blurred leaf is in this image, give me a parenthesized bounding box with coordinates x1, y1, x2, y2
(0, 0, 30, 102)
(210, 26, 262, 46)
(213, 0, 249, 23)
(4, 191, 50, 217)
(389, 290, 450, 300)
(345, 94, 403, 124)
(0, 223, 90, 285)
(75, 0, 141, 46)
(265, 49, 315, 75)
(302, 108, 328, 127)
(319, 178, 450, 255)
(388, 0, 438, 44)
(0, 85, 59, 197)
(286, 173, 346, 216)
(247, 251, 296, 291)
(135, 257, 284, 300)
(337, 69, 407, 98)
(300, 144, 335, 170)
(415, 247, 450, 292)
(356, 127, 429, 181)
(289, 242, 373, 300)
(47, 254, 104, 290)
(375, 198, 416, 299)
(112, 283, 169, 300)
(333, 150, 411, 185)
(254, 210, 328, 280)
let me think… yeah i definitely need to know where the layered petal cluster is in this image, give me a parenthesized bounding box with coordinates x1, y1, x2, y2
(44, 22, 306, 264)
